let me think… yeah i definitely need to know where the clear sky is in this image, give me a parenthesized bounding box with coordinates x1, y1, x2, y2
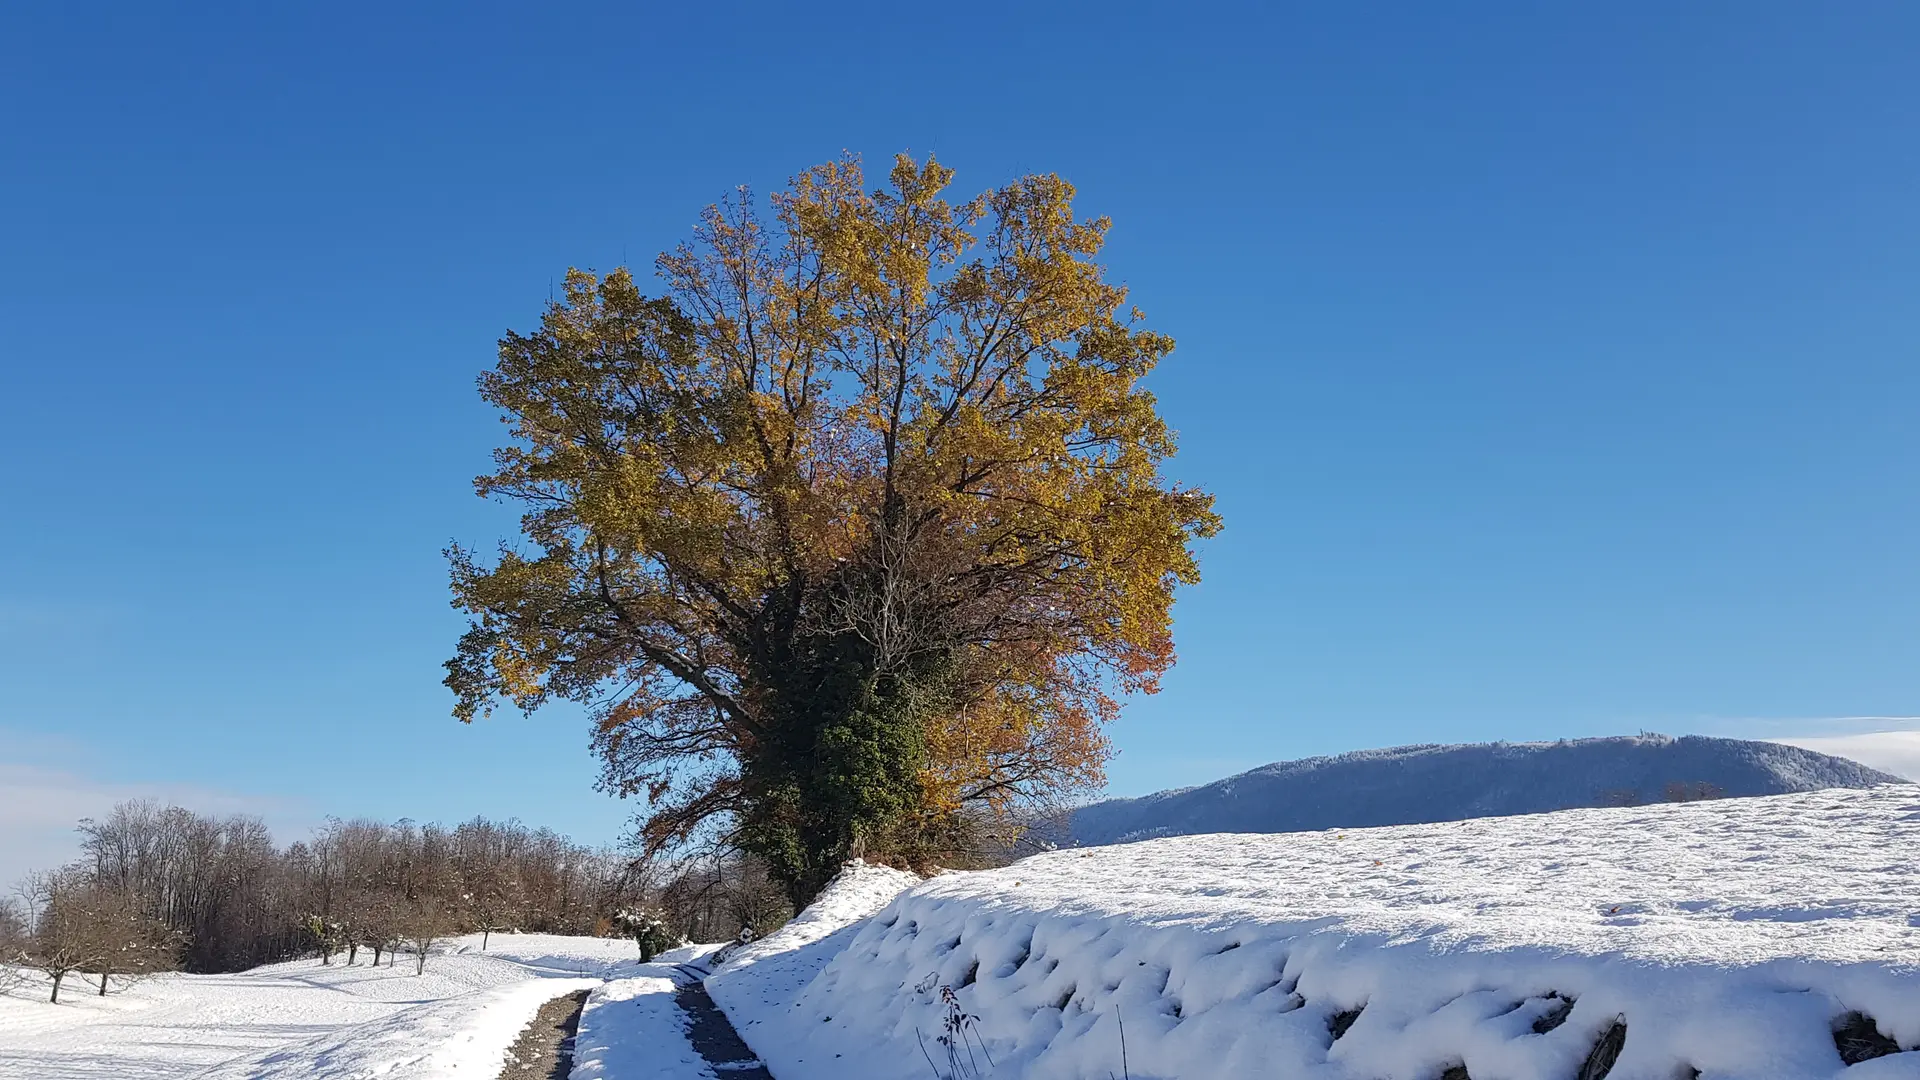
(4, 4, 1918, 879)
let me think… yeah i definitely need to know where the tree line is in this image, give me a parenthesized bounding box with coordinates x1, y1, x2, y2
(0, 799, 794, 1002)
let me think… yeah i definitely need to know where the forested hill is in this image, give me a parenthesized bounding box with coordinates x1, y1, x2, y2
(1069, 734, 1907, 846)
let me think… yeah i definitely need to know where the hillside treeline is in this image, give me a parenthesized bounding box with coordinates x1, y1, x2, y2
(2, 799, 789, 995)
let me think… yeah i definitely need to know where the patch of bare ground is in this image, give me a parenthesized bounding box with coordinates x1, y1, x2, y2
(497, 988, 591, 1080)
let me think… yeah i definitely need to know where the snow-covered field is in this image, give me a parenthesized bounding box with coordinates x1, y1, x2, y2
(0, 933, 637, 1080)
(713, 787, 1920, 1080)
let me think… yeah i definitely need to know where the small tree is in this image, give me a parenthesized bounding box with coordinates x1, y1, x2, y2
(305, 914, 346, 966)
(19, 869, 108, 1004)
(0, 897, 25, 951)
(719, 856, 791, 936)
(359, 897, 402, 968)
(340, 915, 360, 965)
(85, 887, 181, 995)
(405, 897, 451, 976)
(458, 853, 521, 950)
(612, 908, 682, 963)
(0, 898, 28, 996)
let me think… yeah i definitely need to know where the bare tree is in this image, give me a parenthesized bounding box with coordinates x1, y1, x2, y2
(357, 890, 404, 968)
(0, 897, 28, 996)
(0, 897, 25, 948)
(453, 818, 525, 949)
(86, 886, 181, 996)
(405, 897, 452, 976)
(17, 869, 113, 1004)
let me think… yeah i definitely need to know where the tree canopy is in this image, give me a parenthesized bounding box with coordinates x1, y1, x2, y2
(449, 154, 1219, 903)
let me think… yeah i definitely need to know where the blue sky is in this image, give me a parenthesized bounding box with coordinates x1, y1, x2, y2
(4, 3, 1919, 873)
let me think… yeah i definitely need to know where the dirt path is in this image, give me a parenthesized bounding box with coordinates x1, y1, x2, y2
(496, 988, 590, 1080)
(673, 964, 773, 1079)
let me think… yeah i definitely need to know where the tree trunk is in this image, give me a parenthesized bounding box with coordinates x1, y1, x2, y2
(100, 972, 109, 996)
(482, 927, 490, 950)
(49, 970, 63, 1004)
(347, 942, 357, 965)
(414, 948, 426, 976)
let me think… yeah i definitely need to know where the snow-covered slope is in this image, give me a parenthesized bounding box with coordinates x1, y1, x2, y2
(1070, 733, 1906, 845)
(0, 932, 636, 1079)
(573, 866, 924, 1080)
(707, 860, 921, 1040)
(722, 786, 1920, 1080)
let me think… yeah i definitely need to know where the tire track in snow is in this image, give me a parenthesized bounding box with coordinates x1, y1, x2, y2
(673, 963, 773, 1079)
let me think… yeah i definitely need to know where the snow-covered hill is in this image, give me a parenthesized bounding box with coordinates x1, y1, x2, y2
(713, 786, 1920, 1080)
(1069, 733, 1905, 846)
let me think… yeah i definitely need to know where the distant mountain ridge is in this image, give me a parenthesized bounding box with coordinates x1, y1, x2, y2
(1069, 734, 1908, 846)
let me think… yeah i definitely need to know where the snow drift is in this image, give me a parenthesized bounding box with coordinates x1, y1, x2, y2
(715, 786, 1920, 1080)
(707, 860, 921, 1039)
(1069, 734, 1907, 846)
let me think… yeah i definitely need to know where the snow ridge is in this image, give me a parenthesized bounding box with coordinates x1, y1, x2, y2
(725, 787, 1920, 1080)
(706, 860, 921, 1055)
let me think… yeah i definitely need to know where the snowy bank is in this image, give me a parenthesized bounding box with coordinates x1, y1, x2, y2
(0, 932, 639, 1080)
(707, 858, 922, 1032)
(717, 787, 1920, 1080)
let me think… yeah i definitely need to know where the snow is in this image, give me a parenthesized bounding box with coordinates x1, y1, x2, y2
(568, 867, 925, 1080)
(707, 858, 922, 1032)
(0, 932, 639, 1079)
(571, 944, 723, 1080)
(9, 789, 1918, 1080)
(202, 975, 604, 1080)
(714, 787, 1920, 1080)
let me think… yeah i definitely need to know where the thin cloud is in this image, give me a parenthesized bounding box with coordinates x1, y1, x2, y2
(0, 763, 314, 890)
(1769, 732, 1920, 783)
(1691, 714, 1920, 781)
(1702, 715, 1920, 738)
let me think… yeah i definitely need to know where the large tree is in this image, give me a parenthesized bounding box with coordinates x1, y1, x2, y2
(448, 155, 1219, 904)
